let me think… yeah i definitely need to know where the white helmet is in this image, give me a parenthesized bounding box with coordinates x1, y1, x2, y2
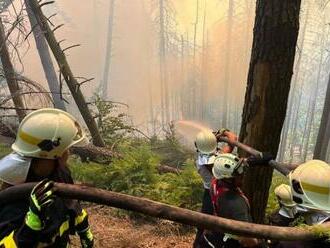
(289, 160, 330, 212)
(12, 108, 88, 159)
(195, 129, 217, 155)
(212, 153, 243, 179)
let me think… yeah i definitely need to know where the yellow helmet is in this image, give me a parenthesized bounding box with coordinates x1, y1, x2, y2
(274, 184, 296, 207)
(289, 160, 330, 212)
(195, 129, 217, 155)
(12, 108, 88, 159)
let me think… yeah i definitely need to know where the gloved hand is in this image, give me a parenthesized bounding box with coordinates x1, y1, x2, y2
(26, 179, 55, 230)
(75, 209, 94, 248)
(246, 152, 274, 166)
(79, 228, 94, 248)
(215, 128, 238, 153)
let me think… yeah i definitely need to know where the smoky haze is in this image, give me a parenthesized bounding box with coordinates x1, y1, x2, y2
(15, 0, 253, 133)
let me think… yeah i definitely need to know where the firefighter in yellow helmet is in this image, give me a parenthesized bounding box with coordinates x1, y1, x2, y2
(0, 108, 94, 248)
(271, 160, 330, 248)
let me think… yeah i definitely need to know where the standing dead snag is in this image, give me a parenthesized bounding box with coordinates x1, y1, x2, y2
(239, 0, 301, 223)
(28, 0, 105, 147)
(0, 18, 26, 122)
(25, 0, 66, 111)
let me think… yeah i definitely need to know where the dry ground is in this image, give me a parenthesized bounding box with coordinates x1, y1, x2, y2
(71, 204, 195, 248)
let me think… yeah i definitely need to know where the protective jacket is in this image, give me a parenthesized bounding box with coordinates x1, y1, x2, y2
(0, 166, 87, 248)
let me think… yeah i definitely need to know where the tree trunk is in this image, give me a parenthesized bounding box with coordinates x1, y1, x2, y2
(159, 0, 169, 125)
(239, 0, 301, 223)
(277, 2, 309, 162)
(0, 18, 26, 121)
(314, 73, 330, 160)
(1, 182, 330, 241)
(101, 0, 115, 100)
(28, 0, 105, 147)
(25, 0, 66, 111)
(222, 0, 234, 128)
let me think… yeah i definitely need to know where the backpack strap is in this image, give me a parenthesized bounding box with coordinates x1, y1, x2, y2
(210, 179, 250, 214)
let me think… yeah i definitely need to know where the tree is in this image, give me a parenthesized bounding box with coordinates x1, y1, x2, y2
(25, 0, 66, 111)
(101, 0, 115, 100)
(28, 0, 105, 147)
(314, 73, 330, 160)
(0, 18, 26, 121)
(239, 0, 301, 223)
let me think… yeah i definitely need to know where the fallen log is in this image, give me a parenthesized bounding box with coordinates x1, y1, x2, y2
(157, 164, 181, 174)
(70, 144, 119, 163)
(0, 182, 328, 241)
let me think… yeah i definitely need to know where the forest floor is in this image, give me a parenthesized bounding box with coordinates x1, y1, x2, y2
(71, 204, 195, 248)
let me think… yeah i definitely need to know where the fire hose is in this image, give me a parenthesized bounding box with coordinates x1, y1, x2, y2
(217, 136, 292, 176)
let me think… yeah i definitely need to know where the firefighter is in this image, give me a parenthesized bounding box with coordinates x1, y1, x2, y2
(0, 108, 94, 248)
(268, 160, 330, 248)
(193, 129, 237, 247)
(200, 153, 260, 248)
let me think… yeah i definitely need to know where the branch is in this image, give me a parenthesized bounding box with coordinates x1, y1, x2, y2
(0, 183, 329, 241)
(62, 44, 81, 53)
(39, 1, 55, 8)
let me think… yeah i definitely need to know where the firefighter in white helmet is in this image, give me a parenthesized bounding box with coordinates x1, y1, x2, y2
(198, 153, 259, 248)
(0, 108, 94, 248)
(193, 128, 238, 247)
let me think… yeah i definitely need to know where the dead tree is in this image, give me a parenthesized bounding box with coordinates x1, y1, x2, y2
(24, 0, 66, 111)
(222, 0, 234, 128)
(101, 0, 115, 100)
(0, 18, 26, 121)
(28, 0, 105, 147)
(159, 0, 170, 125)
(2, 182, 330, 241)
(278, 2, 310, 162)
(239, 0, 301, 223)
(314, 73, 330, 160)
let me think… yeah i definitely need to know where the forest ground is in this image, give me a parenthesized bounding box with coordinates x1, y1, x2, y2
(71, 204, 195, 248)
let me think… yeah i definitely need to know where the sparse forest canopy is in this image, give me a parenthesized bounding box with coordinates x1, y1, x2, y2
(1, 0, 330, 247)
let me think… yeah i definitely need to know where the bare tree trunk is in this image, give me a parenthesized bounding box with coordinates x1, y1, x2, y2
(289, 72, 306, 163)
(239, 0, 301, 223)
(0, 18, 26, 121)
(159, 0, 169, 125)
(222, 0, 234, 128)
(101, 0, 115, 100)
(25, 0, 66, 111)
(314, 73, 330, 160)
(302, 21, 325, 161)
(278, 2, 309, 162)
(28, 0, 105, 147)
(301, 92, 313, 161)
(2, 182, 330, 241)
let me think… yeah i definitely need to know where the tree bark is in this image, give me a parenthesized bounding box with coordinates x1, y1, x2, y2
(1, 182, 329, 241)
(239, 0, 301, 223)
(314, 73, 330, 160)
(28, 0, 105, 147)
(101, 0, 115, 100)
(0, 18, 26, 121)
(25, 0, 66, 111)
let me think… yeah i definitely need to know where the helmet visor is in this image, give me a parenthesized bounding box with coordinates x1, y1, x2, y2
(0, 153, 32, 185)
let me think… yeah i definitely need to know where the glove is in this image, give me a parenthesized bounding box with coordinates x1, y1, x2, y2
(80, 228, 94, 248)
(246, 152, 274, 166)
(26, 179, 55, 230)
(75, 209, 94, 248)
